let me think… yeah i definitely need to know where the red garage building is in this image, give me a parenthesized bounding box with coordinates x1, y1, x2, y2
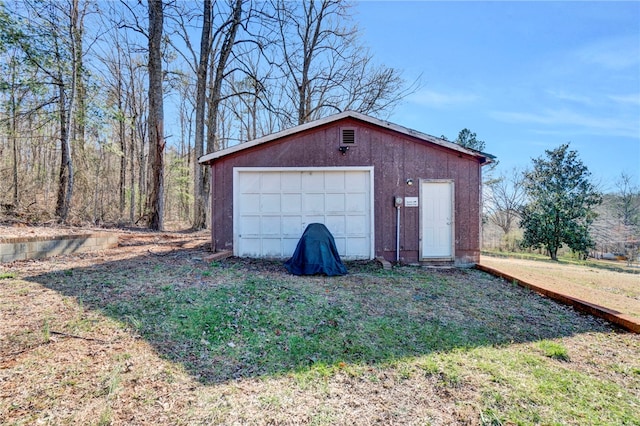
(198, 111, 493, 266)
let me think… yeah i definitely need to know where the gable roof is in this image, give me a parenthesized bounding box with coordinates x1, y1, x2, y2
(198, 110, 494, 165)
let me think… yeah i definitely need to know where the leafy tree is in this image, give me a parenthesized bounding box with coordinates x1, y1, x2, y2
(520, 143, 602, 260)
(4, 0, 86, 222)
(455, 128, 485, 152)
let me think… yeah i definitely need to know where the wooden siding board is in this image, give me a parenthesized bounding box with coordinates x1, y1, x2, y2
(379, 133, 404, 256)
(402, 140, 419, 262)
(371, 129, 387, 257)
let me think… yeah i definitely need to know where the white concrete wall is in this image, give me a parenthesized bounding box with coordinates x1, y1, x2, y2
(0, 234, 119, 262)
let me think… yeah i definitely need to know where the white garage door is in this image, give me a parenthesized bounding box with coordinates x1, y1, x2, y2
(234, 167, 374, 260)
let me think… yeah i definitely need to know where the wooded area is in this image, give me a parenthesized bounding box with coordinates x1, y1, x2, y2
(0, 0, 637, 257)
(0, 0, 410, 229)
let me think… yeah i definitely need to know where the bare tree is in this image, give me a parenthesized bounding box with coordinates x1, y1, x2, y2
(270, 0, 411, 126)
(6, 0, 93, 222)
(52, 0, 81, 222)
(3, 50, 23, 208)
(193, 0, 213, 229)
(167, 0, 249, 229)
(0, 0, 417, 229)
(484, 168, 526, 236)
(97, 3, 147, 224)
(205, 0, 244, 153)
(614, 172, 640, 227)
(147, 0, 165, 230)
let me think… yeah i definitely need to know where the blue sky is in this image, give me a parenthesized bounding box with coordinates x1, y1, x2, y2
(354, 1, 640, 190)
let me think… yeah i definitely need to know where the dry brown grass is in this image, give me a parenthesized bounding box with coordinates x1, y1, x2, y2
(1, 229, 639, 425)
(480, 256, 640, 318)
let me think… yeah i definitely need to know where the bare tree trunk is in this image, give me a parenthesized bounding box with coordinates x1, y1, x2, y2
(72, 0, 86, 171)
(298, 1, 323, 125)
(129, 119, 136, 224)
(54, 0, 79, 222)
(201, 0, 243, 233)
(207, 0, 243, 153)
(193, 0, 212, 230)
(128, 70, 138, 224)
(55, 79, 75, 221)
(118, 74, 126, 218)
(137, 119, 146, 222)
(146, 0, 165, 230)
(11, 118, 18, 207)
(9, 66, 18, 207)
(92, 145, 102, 223)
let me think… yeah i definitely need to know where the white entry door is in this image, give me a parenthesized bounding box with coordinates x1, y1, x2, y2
(420, 180, 454, 259)
(234, 167, 374, 260)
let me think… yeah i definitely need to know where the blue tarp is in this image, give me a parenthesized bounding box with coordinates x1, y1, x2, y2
(284, 223, 347, 276)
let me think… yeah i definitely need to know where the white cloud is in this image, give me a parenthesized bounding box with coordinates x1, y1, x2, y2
(490, 108, 640, 139)
(408, 89, 480, 108)
(608, 93, 640, 106)
(575, 35, 640, 71)
(546, 90, 594, 106)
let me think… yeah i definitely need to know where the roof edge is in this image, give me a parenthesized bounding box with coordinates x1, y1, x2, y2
(198, 111, 494, 165)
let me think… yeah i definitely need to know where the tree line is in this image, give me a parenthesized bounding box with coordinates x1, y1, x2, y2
(1, 1, 637, 262)
(0, 0, 413, 229)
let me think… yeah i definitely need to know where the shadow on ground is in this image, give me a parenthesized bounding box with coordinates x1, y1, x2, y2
(25, 244, 616, 385)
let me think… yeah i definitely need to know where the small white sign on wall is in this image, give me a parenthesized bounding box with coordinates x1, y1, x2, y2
(404, 197, 419, 207)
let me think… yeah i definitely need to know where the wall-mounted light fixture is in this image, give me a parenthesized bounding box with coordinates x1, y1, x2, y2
(339, 146, 349, 155)
(406, 178, 413, 186)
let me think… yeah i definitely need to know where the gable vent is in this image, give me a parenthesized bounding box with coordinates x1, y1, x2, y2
(341, 128, 356, 144)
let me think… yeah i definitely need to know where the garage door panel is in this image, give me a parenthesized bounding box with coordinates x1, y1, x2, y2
(326, 193, 346, 212)
(345, 171, 367, 188)
(283, 238, 299, 254)
(325, 173, 345, 191)
(282, 194, 302, 212)
(302, 172, 324, 189)
(282, 174, 302, 190)
(239, 238, 261, 257)
(304, 216, 325, 227)
(325, 216, 346, 234)
(346, 215, 367, 234)
(281, 215, 302, 235)
(262, 239, 282, 257)
(261, 216, 281, 235)
(346, 193, 367, 212)
(333, 237, 346, 254)
(236, 168, 372, 259)
(239, 172, 260, 192)
(303, 193, 324, 212)
(260, 194, 280, 212)
(261, 173, 281, 191)
(240, 216, 260, 235)
(347, 237, 369, 255)
(243, 194, 260, 213)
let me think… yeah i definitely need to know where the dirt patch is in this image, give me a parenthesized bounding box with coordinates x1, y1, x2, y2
(480, 256, 640, 319)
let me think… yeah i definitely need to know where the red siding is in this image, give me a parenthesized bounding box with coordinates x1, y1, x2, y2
(208, 117, 484, 264)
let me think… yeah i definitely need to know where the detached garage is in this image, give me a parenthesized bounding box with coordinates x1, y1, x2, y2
(198, 111, 493, 265)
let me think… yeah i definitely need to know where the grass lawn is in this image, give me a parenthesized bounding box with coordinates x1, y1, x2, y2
(1, 243, 639, 425)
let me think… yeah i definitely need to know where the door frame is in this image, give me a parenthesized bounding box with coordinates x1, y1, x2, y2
(419, 179, 455, 261)
(232, 166, 375, 259)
